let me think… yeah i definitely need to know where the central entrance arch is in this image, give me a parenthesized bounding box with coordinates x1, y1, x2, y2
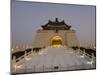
(52, 36, 62, 46)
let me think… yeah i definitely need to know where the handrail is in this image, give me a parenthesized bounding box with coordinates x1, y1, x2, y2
(13, 48, 39, 64)
(14, 49, 33, 63)
(16, 55, 24, 62)
(74, 48, 96, 63)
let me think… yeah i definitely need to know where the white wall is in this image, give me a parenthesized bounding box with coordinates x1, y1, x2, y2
(33, 30, 79, 47)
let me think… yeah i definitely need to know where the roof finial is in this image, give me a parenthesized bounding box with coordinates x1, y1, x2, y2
(55, 18, 58, 22)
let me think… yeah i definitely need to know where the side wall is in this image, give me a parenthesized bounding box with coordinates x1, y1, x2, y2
(66, 30, 79, 47)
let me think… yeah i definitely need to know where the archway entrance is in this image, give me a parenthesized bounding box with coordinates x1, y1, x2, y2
(52, 36, 62, 46)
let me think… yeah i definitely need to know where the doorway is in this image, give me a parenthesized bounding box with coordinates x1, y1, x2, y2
(52, 36, 62, 46)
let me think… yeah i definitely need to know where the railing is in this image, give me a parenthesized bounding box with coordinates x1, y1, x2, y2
(11, 46, 96, 74)
(73, 48, 96, 64)
(12, 48, 34, 62)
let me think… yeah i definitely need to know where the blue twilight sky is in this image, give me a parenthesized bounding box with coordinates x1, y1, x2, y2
(11, 0, 96, 48)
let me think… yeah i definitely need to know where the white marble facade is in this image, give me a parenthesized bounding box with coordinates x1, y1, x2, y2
(33, 29, 79, 48)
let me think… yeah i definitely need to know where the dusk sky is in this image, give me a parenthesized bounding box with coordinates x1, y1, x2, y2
(11, 0, 96, 48)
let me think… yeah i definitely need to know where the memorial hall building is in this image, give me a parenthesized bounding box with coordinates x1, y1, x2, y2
(33, 18, 79, 48)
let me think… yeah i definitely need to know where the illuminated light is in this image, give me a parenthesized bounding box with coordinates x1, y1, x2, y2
(11, 48, 14, 51)
(39, 51, 44, 55)
(39, 52, 43, 55)
(25, 57, 31, 61)
(86, 61, 93, 65)
(14, 64, 17, 69)
(14, 64, 23, 69)
(94, 46, 96, 49)
(52, 44, 62, 48)
(80, 55, 84, 58)
(17, 65, 22, 69)
(80, 53, 85, 58)
(57, 45, 61, 47)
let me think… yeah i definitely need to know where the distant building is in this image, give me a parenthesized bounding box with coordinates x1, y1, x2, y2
(33, 18, 79, 48)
